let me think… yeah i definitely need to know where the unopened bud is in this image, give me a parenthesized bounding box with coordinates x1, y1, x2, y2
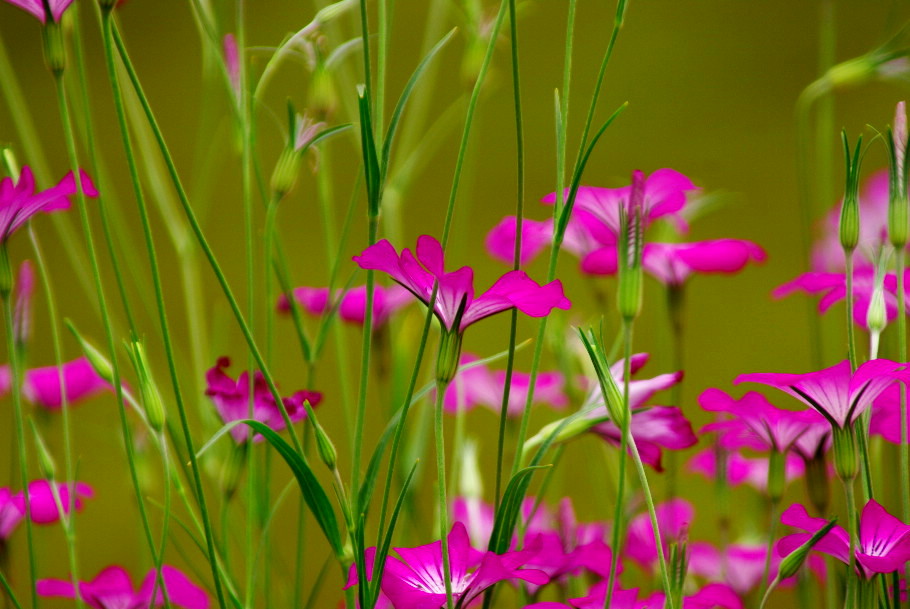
(30, 421, 56, 480)
(65, 321, 115, 385)
(867, 276, 888, 335)
(777, 518, 838, 580)
(42, 22, 66, 75)
(303, 400, 336, 470)
(832, 424, 858, 482)
(435, 329, 464, 386)
(128, 341, 166, 433)
(839, 193, 860, 253)
(309, 66, 337, 119)
(270, 147, 302, 200)
(617, 266, 643, 322)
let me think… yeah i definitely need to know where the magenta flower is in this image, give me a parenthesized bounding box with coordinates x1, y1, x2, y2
(584, 353, 683, 410)
(276, 284, 412, 327)
(778, 500, 910, 577)
(735, 359, 908, 429)
(624, 498, 693, 572)
(638, 583, 744, 609)
(773, 267, 910, 329)
(19, 480, 93, 524)
(205, 357, 322, 443)
(698, 388, 820, 453)
(13, 260, 34, 345)
(0, 357, 111, 410)
(687, 449, 805, 492)
(354, 235, 570, 333)
(871, 384, 910, 444)
(0, 167, 97, 244)
(37, 565, 209, 609)
(2, 0, 74, 23)
(564, 582, 642, 609)
(485, 217, 555, 266)
(689, 542, 777, 594)
(0, 488, 23, 540)
(346, 522, 549, 609)
(443, 353, 566, 416)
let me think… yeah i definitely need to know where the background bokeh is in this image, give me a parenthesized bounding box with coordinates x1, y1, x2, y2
(2, 0, 910, 606)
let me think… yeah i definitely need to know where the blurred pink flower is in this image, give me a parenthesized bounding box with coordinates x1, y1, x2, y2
(624, 498, 692, 572)
(2, 0, 74, 23)
(38, 565, 209, 609)
(687, 449, 805, 492)
(276, 284, 412, 327)
(0, 357, 111, 410)
(0, 167, 97, 244)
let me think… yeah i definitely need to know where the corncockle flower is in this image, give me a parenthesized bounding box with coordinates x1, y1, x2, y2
(205, 357, 322, 443)
(584, 353, 682, 411)
(451, 496, 495, 547)
(0, 167, 97, 245)
(871, 383, 910, 444)
(735, 359, 907, 430)
(698, 389, 819, 453)
(687, 450, 805, 492)
(625, 498, 693, 571)
(638, 583, 744, 609)
(37, 565, 210, 609)
(0, 488, 23, 540)
(223, 34, 240, 99)
(0, 357, 111, 409)
(563, 582, 642, 609)
(443, 353, 566, 416)
(485, 217, 556, 266)
(1, 0, 74, 23)
(778, 501, 910, 577)
(0, 481, 93, 534)
(276, 284, 412, 327)
(354, 235, 570, 382)
(346, 522, 549, 609)
(773, 267, 910, 329)
(690, 542, 778, 594)
(581, 239, 766, 284)
(13, 260, 34, 346)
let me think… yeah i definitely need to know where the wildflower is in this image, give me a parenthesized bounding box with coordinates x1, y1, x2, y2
(205, 357, 322, 443)
(346, 522, 549, 609)
(276, 284, 412, 327)
(687, 450, 805, 493)
(689, 542, 777, 594)
(0, 167, 97, 245)
(637, 583, 744, 609)
(37, 565, 210, 609)
(0, 357, 111, 409)
(870, 383, 910, 444)
(777, 500, 910, 577)
(582, 239, 766, 285)
(624, 498, 693, 572)
(773, 266, 910, 329)
(442, 353, 567, 416)
(563, 582, 642, 609)
(0, 488, 23, 540)
(485, 217, 555, 266)
(13, 260, 34, 346)
(1, 0, 74, 23)
(16, 480, 93, 524)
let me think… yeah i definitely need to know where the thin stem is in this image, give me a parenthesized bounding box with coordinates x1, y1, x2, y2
(665, 285, 685, 500)
(434, 381, 455, 609)
(761, 499, 781, 599)
(603, 419, 628, 609)
(897, 252, 909, 531)
(844, 478, 858, 609)
(846, 253, 858, 370)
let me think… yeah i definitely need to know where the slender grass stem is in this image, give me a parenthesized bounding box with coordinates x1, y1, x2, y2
(761, 499, 781, 599)
(603, 418, 628, 609)
(0, 567, 22, 609)
(846, 254, 858, 370)
(434, 382, 455, 609)
(897, 252, 909, 528)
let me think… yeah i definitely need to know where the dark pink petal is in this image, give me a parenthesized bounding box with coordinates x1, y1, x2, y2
(22, 357, 110, 409)
(778, 503, 851, 565)
(856, 500, 910, 574)
(139, 566, 210, 609)
(485, 216, 553, 266)
(643, 240, 765, 286)
(276, 287, 330, 315)
(624, 498, 694, 570)
(683, 583, 743, 609)
(35, 579, 79, 602)
(580, 247, 618, 276)
(78, 566, 136, 609)
(2, 0, 75, 22)
(18, 480, 93, 524)
(461, 271, 570, 329)
(0, 488, 23, 539)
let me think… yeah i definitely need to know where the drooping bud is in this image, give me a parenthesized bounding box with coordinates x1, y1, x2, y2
(832, 424, 858, 482)
(30, 420, 56, 480)
(126, 340, 166, 433)
(13, 261, 35, 349)
(777, 517, 838, 581)
(766, 450, 787, 504)
(65, 320, 114, 385)
(839, 133, 863, 253)
(617, 171, 645, 322)
(42, 21, 66, 75)
(303, 400, 336, 471)
(890, 102, 909, 248)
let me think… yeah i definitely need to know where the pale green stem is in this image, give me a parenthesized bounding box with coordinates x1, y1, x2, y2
(434, 381, 455, 609)
(603, 412, 628, 609)
(897, 252, 909, 532)
(844, 478, 859, 609)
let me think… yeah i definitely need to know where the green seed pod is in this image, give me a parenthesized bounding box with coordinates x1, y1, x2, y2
(270, 147, 302, 200)
(129, 341, 166, 433)
(832, 424, 858, 482)
(42, 22, 66, 75)
(617, 265, 643, 322)
(303, 400, 336, 471)
(66, 321, 115, 385)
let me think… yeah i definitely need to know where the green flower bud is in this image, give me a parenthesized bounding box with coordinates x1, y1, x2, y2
(42, 22, 66, 75)
(866, 275, 887, 335)
(30, 421, 56, 480)
(840, 133, 863, 253)
(270, 147, 302, 200)
(309, 66, 338, 120)
(66, 321, 115, 385)
(303, 400, 336, 471)
(777, 518, 838, 581)
(435, 329, 464, 386)
(832, 424, 858, 482)
(128, 341, 166, 433)
(617, 265, 643, 322)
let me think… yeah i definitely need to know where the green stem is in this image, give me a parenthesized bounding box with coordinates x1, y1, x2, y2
(603, 419, 628, 609)
(761, 499, 781, 599)
(100, 15, 228, 609)
(845, 253, 858, 370)
(434, 381, 455, 609)
(897, 252, 909, 529)
(665, 285, 685, 500)
(0, 567, 23, 609)
(493, 0, 525, 509)
(844, 478, 858, 609)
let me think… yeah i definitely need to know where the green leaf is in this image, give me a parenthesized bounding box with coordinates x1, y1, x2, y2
(487, 465, 548, 554)
(358, 88, 381, 218)
(380, 28, 458, 184)
(359, 410, 401, 509)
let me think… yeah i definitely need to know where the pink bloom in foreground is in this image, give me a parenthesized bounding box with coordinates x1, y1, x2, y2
(2, 0, 74, 23)
(354, 235, 570, 333)
(687, 449, 805, 492)
(0, 357, 111, 410)
(773, 267, 910, 329)
(37, 565, 209, 609)
(778, 500, 910, 577)
(582, 239, 766, 285)
(624, 498, 693, 572)
(735, 359, 908, 429)
(698, 388, 821, 453)
(0, 167, 97, 244)
(564, 582, 641, 609)
(346, 522, 549, 609)
(870, 383, 910, 444)
(276, 284, 412, 327)
(205, 357, 321, 443)
(443, 353, 566, 416)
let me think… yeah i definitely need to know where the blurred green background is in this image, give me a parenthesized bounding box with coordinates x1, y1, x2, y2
(2, 0, 910, 606)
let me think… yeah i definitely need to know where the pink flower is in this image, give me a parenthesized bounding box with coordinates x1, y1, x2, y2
(565, 582, 642, 609)
(871, 383, 910, 444)
(0, 167, 97, 244)
(346, 522, 549, 609)
(735, 359, 908, 429)
(18, 480, 93, 524)
(13, 260, 34, 345)
(689, 542, 776, 594)
(687, 449, 805, 492)
(773, 267, 910, 329)
(276, 284, 412, 327)
(624, 498, 693, 572)
(698, 388, 822, 453)
(485, 217, 555, 266)
(0, 488, 23, 540)
(354, 235, 570, 333)
(2, 0, 74, 23)
(205, 357, 321, 443)
(443, 353, 567, 416)
(582, 239, 766, 285)
(0, 357, 111, 410)
(638, 583, 744, 609)
(37, 565, 209, 609)
(584, 353, 682, 411)
(778, 500, 910, 577)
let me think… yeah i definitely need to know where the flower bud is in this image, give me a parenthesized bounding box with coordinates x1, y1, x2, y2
(30, 421, 56, 480)
(866, 273, 887, 336)
(840, 133, 863, 253)
(777, 517, 838, 581)
(308, 66, 338, 120)
(128, 341, 166, 433)
(270, 147, 302, 200)
(832, 424, 858, 482)
(303, 400, 336, 471)
(617, 265, 643, 322)
(436, 329, 464, 386)
(65, 321, 115, 385)
(766, 450, 786, 504)
(42, 22, 66, 75)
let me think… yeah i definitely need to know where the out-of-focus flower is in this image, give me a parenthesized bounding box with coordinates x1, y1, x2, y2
(205, 357, 321, 443)
(346, 522, 549, 609)
(624, 498, 693, 572)
(1, 0, 74, 23)
(276, 284, 412, 328)
(870, 383, 910, 444)
(16, 480, 93, 524)
(37, 565, 209, 609)
(13, 260, 34, 346)
(778, 500, 910, 577)
(687, 449, 805, 492)
(442, 353, 566, 416)
(0, 488, 23, 540)
(223, 34, 240, 99)
(0, 357, 111, 410)
(0, 167, 97, 244)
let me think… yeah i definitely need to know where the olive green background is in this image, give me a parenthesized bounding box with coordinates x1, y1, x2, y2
(1, 0, 909, 606)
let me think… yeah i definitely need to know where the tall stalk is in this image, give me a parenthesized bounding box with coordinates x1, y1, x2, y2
(434, 381, 455, 609)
